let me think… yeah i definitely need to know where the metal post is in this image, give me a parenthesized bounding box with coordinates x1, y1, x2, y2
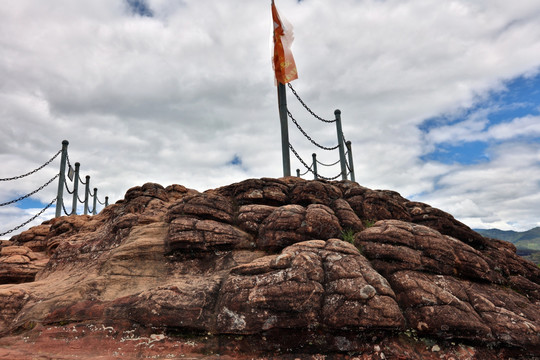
(335, 110, 347, 180)
(70, 162, 80, 215)
(346, 141, 356, 182)
(312, 153, 318, 180)
(92, 188, 98, 215)
(83, 175, 90, 215)
(277, 82, 291, 177)
(55, 140, 69, 218)
(105, 196, 109, 207)
(296, 169, 300, 177)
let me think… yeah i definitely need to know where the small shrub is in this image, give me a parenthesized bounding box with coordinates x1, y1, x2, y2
(364, 219, 376, 228)
(340, 228, 355, 243)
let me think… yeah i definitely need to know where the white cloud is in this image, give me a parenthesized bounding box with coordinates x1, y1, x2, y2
(1, 0, 540, 238)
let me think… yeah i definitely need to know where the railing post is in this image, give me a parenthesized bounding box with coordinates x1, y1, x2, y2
(296, 169, 300, 177)
(70, 162, 80, 215)
(312, 153, 318, 180)
(83, 175, 90, 215)
(346, 141, 356, 183)
(334, 110, 348, 180)
(277, 83, 291, 177)
(55, 140, 69, 218)
(92, 188, 98, 215)
(105, 196, 109, 207)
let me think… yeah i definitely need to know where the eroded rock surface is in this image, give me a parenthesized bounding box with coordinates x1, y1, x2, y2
(0, 178, 539, 359)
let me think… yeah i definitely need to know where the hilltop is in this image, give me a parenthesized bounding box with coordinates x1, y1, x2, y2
(0, 178, 539, 359)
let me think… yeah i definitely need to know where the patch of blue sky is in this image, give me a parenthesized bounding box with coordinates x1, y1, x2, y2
(421, 141, 490, 165)
(228, 155, 242, 166)
(125, 0, 153, 17)
(420, 71, 540, 165)
(16, 197, 46, 210)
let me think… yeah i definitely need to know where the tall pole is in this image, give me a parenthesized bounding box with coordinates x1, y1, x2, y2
(335, 110, 347, 180)
(92, 188, 98, 215)
(346, 141, 356, 182)
(55, 140, 69, 218)
(83, 176, 90, 215)
(277, 82, 291, 177)
(312, 153, 318, 180)
(70, 162, 80, 215)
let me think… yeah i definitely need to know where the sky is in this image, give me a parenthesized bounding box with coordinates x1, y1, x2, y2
(1, 0, 540, 239)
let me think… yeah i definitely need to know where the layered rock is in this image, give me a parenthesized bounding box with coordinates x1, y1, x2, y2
(0, 178, 539, 359)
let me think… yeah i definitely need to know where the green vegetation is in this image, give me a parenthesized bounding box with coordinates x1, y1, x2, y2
(363, 219, 376, 228)
(340, 228, 355, 244)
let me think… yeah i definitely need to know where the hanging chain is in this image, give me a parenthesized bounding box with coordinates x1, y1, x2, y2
(0, 174, 59, 207)
(64, 177, 74, 194)
(0, 198, 56, 237)
(287, 83, 336, 123)
(317, 158, 341, 167)
(298, 167, 311, 177)
(287, 110, 339, 151)
(62, 201, 70, 216)
(289, 143, 342, 181)
(0, 149, 62, 181)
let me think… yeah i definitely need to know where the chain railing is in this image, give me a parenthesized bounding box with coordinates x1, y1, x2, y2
(285, 84, 355, 181)
(0, 140, 110, 238)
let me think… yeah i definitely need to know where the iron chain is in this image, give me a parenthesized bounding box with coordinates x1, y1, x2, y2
(287, 83, 336, 123)
(289, 143, 342, 181)
(62, 201, 70, 216)
(288, 110, 339, 151)
(0, 149, 61, 181)
(64, 178, 74, 194)
(317, 158, 341, 167)
(0, 174, 59, 207)
(0, 198, 56, 237)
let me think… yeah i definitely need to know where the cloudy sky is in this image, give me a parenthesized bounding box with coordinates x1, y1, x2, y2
(1, 0, 540, 239)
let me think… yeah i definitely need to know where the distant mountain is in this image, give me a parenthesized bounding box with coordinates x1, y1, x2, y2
(475, 227, 540, 265)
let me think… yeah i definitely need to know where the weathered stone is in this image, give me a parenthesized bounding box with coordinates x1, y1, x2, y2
(0, 178, 538, 359)
(168, 192, 235, 224)
(331, 198, 364, 232)
(216, 239, 405, 333)
(0, 246, 48, 284)
(345, 187, 411, 222)
(406, 201, 488, 249)
(167, 216, 253, 253)
(257, 204, 342, 251)
(214, 178, 289, 206)
(289, 180, 342, 206)
(356, 220, 493, 282)
(237, 204, 277, 234)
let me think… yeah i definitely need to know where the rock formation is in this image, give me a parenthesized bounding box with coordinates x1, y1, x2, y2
(0, 178, 539, 359)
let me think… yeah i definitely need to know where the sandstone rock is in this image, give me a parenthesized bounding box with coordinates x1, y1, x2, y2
(289, 180, 342, 206)
(406, 201, 488, 249)
(214, 178, 289, 206)
(0, 178, 538, 359)
(167, 216, 253, 253)
(257, 204, 342, 251)
(345, 187, 411, 222)
(356, 220, 493, 282)
(0, 246, 48, 284)
(168, 192, 235, 224)
(237, 204, 276, 234)
(216, 239, 405, 333)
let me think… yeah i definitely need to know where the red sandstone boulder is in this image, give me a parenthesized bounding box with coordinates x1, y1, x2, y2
(0, 178, 539, 359)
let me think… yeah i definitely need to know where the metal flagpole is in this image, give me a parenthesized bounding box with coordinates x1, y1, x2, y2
(277, 82, 291, 177)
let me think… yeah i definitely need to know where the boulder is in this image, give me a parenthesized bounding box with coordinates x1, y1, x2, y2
(0, 178, 538, 359)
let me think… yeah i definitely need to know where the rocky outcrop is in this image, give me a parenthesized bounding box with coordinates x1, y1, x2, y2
(0, 178, 539, 359)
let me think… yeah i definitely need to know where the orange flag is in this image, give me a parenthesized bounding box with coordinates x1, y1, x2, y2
(272, 0, 298, 84)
